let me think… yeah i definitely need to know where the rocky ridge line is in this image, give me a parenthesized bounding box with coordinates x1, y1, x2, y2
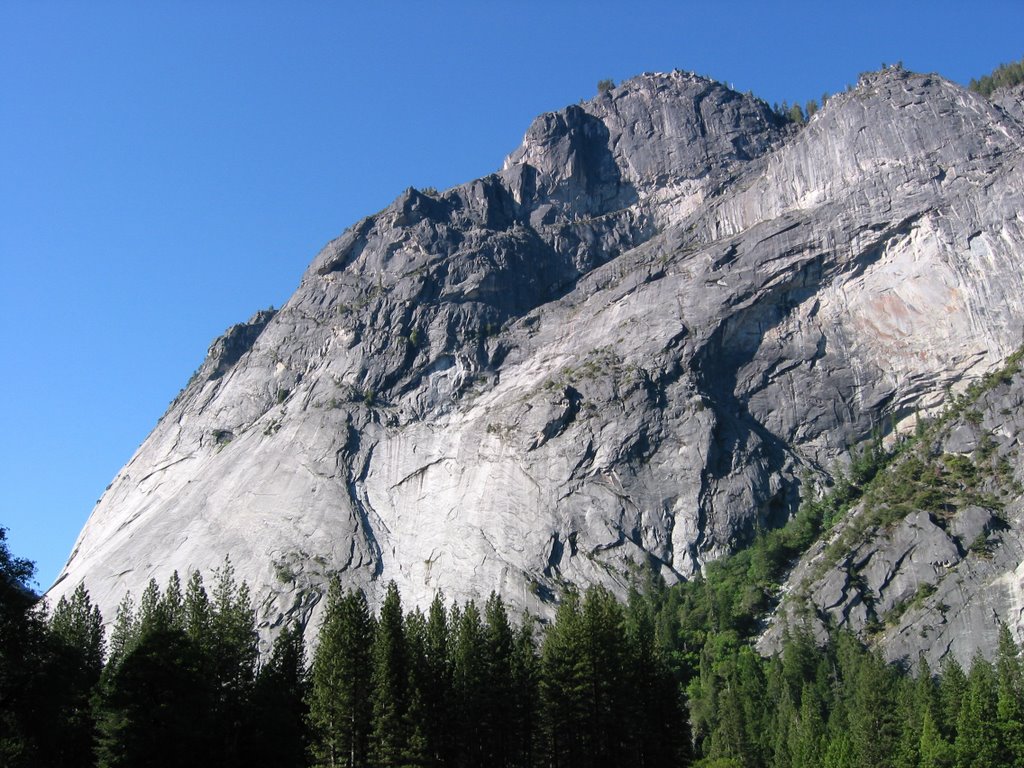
(48, 68, 1024, 664)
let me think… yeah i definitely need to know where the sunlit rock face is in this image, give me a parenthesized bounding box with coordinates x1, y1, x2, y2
(760, 362, 1024, 670)
(50, 68, 1024, 661)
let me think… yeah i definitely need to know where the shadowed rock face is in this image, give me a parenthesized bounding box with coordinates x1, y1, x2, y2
(49, 68, 1024, 661)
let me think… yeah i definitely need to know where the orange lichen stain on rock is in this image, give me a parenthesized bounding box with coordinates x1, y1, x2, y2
(860, 291, 918, 342)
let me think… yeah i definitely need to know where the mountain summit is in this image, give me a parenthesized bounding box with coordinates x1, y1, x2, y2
(50, 67, 1024, 663)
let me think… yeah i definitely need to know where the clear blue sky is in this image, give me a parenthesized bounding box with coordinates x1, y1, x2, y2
(3, 1, 1023, 590)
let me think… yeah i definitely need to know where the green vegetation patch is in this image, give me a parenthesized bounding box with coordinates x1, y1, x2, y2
(970, 56, 1024, 97)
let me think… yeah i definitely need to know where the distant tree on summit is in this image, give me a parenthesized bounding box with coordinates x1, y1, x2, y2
(970, 56, 1024, 97)
(597, 78, 615, 95)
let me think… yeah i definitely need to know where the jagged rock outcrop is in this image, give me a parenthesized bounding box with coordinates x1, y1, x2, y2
(49, 67, 1024, 661)
(993, 83, 1024, 124)
(761, 358, 1024, 669)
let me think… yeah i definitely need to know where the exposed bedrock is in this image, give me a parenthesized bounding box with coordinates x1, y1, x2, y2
(50, 68, 1024, 662)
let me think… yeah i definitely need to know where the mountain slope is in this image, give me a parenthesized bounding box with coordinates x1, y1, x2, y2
(760, 348, 1024, 668)
(50, 67, 1024, 658)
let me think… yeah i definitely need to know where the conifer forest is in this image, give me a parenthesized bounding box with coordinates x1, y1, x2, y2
(4, 523, 1024, 768)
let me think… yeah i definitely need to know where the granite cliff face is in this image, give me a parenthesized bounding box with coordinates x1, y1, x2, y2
(760, 354, 1024, 669)
(49, 68, 1024, 660)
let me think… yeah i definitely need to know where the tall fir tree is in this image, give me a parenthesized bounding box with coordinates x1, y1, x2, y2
(509, 616, 539, 768)
(939, 655, 968, 740)
(0, 528, 49, 767)
(159, 571, 185, 630)
(105, 593, 138, 673)
(895, 657, 937, 768)
(848, 646, 901, 768)
(46, 584, 106, 768)
(624, 591, 685, 767)
(770, 677, 796, 768)
(451, 600, 487, 768)
(579, 586, 630, 766)
(919, 708, 955, 768)
(308, 580, 374, 768)
(710, 672, 754, 766)
(822, 664, 854, 768)
(995, 623, 1024, 765)
(208, 559, 259, 768)
(137, 578, 161, 633)
(370, 581, 408, 768)
(422, 593, 453, 768)
(736, 646, 770, 766)
(539, 590, 588, 768)
(95, 623, 211, 768)
(955, 653, 1000, 768)
(482, 592, 515, 768)
(823, 730, 857, 768)
(183, 569, 212, 643)
(248, 622, 309, 768)
(789, 680, 826, 768)
(401, 609, 431, 768)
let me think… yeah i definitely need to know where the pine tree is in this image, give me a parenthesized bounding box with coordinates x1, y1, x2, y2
(539, 590, 587, 768)
(781, 627, 819, 703)
(848, 646, 901, 767)
(370, 581, 408, 768)
(685, 631, 722, 759)
(0, 528, 48, 767)
(624, 591, 685, 767)
(955, 653, 1000, 768)
(248, 622, 309, 768)
(482, 592, 514, 767)
(823, 730, 857, 768)
(308, 580, 374, 768)
(509, 616, 539, 768)
(401, 609, 431, 768)
(451, 600, 487, 768)
(995, 623, 1024, 765)
(48, 583, 105, 671)
(158, 570, 185, 630)
(539, 587, 633, 768)
(47, 584, 105, 767)
(736, 646, 770, 766)
(579, 586, 629, 766)
(183, 569, 211, 643)
(895, 657, 938, 768)
(939, 655, 968, 740)
(136, 578, 161, 632)
(422, 593, 453, 767)
(790, 680, 826, 768)
(208, 558, 259, 768)
(770, 680, 796, 768)
(95, 624, 211, 768)
(105, 593, 138, 672)
(711, 673, 753, 766)
(916, 657, 943, 723)
(919, 708, 954, 768)
(94, 590, 140, 765)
